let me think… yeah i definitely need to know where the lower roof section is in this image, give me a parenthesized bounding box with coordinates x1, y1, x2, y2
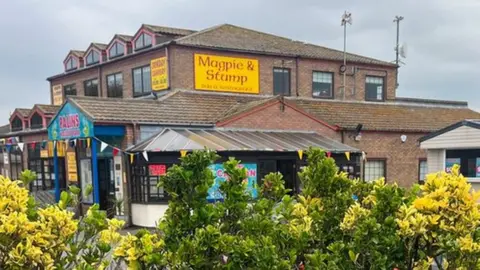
(128, 127, 360, 153)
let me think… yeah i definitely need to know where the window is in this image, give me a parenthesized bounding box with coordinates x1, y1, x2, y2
(312, 71, 333, 98)
(84, 78, 99, 97)
(446, 149, 480, 178)
(109, 42, 125, 58)
(364, 159, 386, 182)
(419, 159, 428, 183)
(63, 84, 77, 96)
(106, 73, 123, 98)
(85, 50, 100, 66)
(273, 68, 290, 95)
(30, 113, 43, 129)
(135, 33, 152, 50)
(11, 116, 23, 132)
(133, 66, 152, 96)
(65, 57, 77, 71)
(365, 76, 384, 101)
(130, 164, 169, 203)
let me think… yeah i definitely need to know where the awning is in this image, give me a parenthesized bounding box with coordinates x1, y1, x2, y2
(128, 128, 359, 153)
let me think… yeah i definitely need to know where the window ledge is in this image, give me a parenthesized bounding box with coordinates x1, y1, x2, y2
(467, 177, 480, 183)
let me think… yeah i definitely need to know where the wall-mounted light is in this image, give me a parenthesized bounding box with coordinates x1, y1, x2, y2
(349, 123, 363, 142)
(401, 134, 407, 143)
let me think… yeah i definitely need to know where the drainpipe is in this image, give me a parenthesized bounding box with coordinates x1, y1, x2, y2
(98, 65, 103, 97)
(341, 130, 345, 143)
(295, 56, 299, 96)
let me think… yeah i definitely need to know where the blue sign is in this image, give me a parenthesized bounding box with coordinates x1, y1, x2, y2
(445, 158, 460, 173)
(48, 103, 94, 140)
(208, 163, 258, 200)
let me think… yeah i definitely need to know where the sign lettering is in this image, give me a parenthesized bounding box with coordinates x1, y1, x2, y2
(52, 84, 63, 106)
(194, 54, 259, 94)
(149, 164, 167, 176)
(151, 57, 169, 91)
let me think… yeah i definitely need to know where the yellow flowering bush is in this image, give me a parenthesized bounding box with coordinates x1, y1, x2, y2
(0, 174, 123, 269)
(397, 165, 480, 269)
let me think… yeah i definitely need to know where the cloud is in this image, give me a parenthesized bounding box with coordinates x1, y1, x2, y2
(0, 0, 478, 125)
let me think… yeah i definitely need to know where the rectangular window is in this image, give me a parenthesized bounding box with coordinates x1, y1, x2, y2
(84, 78, 99, 97)
(446, 149, 480, 178)
(106, 73, 123, 98)
(130, 164, 169, 203)
(365, 76, 384, 101)
(273, 68, 291, 96)
(132, 66, 152, 96)
(312, 71, 333, 98)
(419, 159, 428, 183)
(63, 84, 77, 96)
(364, 159, 386, 182)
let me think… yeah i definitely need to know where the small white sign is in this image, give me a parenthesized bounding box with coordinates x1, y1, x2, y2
(3, 152, 9, 165)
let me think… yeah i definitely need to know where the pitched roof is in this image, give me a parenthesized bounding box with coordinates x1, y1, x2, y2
(91, 43, 108, 50)
(0, 124, 10, 135)
(68, 90, 266, 124)
(175, 24, 395, 67)
(220, 96, 281, 121)
(419, 119, 480, 142)
(14, 108, 32, 118)
(36, 104, 60, 115)
(143, 24, 196, 36)
(115, 34, 133, 42)
(290, 98, 480, 132)
(69, 50, 85, 58)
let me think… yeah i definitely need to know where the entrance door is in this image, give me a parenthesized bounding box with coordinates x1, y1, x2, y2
(97, 158, 115, 217)
(259, 159, 296, 194)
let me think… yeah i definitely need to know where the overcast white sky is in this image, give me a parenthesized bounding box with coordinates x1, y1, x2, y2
(0, 0, 479, 125)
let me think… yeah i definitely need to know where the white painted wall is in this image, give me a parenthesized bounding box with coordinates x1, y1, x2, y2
(426, 149, 446, 174)
(421, 126, 480, 149)
(131, 204, 168, 227)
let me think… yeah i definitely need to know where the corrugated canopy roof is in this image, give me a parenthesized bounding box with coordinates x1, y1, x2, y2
(128, 128, 359, 153)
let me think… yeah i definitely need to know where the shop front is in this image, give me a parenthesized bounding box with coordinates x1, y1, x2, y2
(48, 102, 126, 216)
(127, 127, 361, 227)
(420, 120, 480, 191)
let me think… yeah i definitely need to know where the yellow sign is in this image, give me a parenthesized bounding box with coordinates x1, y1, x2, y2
(52, 84, 63, 105)
(40, 150, 49, 158)
(67, 151, 78, 182)
(194, 54, 259, 94)
(151, 57, 169, 91)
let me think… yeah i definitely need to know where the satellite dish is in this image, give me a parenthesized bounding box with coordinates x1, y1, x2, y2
(399, 43, 408, 58)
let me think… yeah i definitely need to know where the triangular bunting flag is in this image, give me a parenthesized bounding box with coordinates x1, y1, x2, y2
(297, 150, 303, 160)
(53, 141, 57, 149)
(18, 143, 24, 152)
(142, 151, 149, 161)
(31, 142, 37, 149)
(345, 152, 350, 161)
(130, 153, 134, 164)
(180, 150, 187, 157)
(64, 139, 69, 149)
(100, 141, 108, 152)
(69, 139, 76, 148)
(112, 148, 119, 156)
(327, 152, 331, 158)
(41, 141, 46, 149)
(87, 138, 91, 148)
(362, 151, 367, 162)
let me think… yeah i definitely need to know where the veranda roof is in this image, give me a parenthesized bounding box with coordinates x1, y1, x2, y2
(128, 128, 359, 153)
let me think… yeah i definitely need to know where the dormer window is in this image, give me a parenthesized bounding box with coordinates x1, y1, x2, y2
(135, 33, 152, 50)
(65, 57, 78, 71)
(109, 42, 125, 59)
(11, 116, 23, 132)
(86, 50, 100, 66)
(30, 113, 43, 129)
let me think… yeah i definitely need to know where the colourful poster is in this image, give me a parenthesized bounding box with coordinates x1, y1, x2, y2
(476, 158, 480, 177)
(67, 151, 78, 182)
(194, 54, 259, 94)
(48, 102, 94, 140)
(208, 163, 258, 201)
(445, 158, 460, 173)
(151, 57, 169, 91)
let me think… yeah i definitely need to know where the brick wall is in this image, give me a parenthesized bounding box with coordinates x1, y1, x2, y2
(343, 131, 427, 187)
(50, 44, 397, 102)
(50, 49, 166, 101)
(218, 101, 340, 140)
(297, 59, 397, 101)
